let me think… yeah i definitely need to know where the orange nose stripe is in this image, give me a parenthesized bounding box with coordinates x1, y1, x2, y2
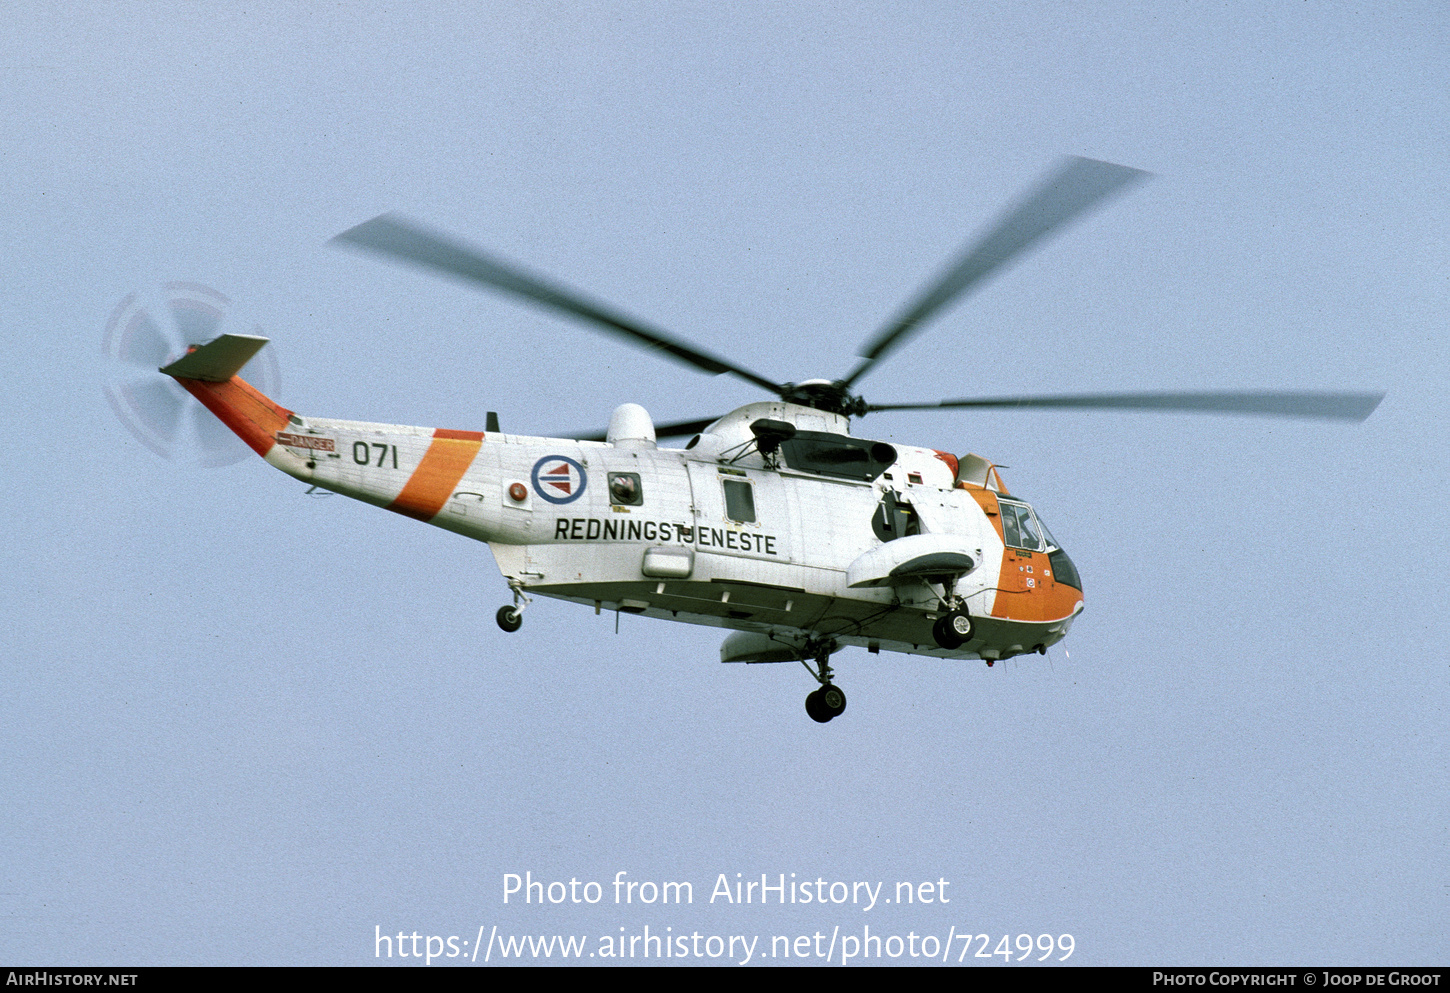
(388, 431, 483, 522)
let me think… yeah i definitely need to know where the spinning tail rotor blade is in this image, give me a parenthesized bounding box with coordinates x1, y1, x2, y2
(191, 401, 251, 466)
(102, 379, 188, 457)
(113, 307, 176, 371)
(866, 390, 1385, 421)
(844, 157, 1150, 388)
(334, 214, 785, 394)
(167, 291, 225, 344)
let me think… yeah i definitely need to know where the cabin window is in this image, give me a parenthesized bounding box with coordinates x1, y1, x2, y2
(998, 500, 1044, 551)
(608, 472, 643, 506)
(722, 479, 756, 523)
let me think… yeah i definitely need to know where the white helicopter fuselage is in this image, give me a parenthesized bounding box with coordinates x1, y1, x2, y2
(212, 375, 1084, 663)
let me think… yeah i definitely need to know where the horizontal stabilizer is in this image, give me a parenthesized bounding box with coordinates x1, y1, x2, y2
(160, 334, 270, 382)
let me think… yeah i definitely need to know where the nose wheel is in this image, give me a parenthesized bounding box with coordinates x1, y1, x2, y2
(932, 606, 973, 649)
(925, 575, 975, 651)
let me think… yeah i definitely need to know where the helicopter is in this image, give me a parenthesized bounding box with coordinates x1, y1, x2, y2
(157, 157, 1382, 723)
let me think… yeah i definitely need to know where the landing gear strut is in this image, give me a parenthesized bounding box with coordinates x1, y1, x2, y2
(800, 637, 846, 723)
(496, 580, 532, 633)
(930, 576, 974, 650)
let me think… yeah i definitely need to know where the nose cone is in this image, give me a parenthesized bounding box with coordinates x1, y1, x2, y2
(606, 403, 657, 449)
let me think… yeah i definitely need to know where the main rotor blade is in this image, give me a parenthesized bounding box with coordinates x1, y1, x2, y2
(334, 214, 784, 394)
(867, 390, 1385, 421)
(844, 157, 1149, 388)
(571, 414, 719, 443)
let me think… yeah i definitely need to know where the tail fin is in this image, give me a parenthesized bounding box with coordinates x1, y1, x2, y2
(162, 334, 293, 457)
(159, 333, 269, 381)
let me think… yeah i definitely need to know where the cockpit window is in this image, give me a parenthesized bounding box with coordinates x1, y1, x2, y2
(1038, 519, 1059, 549)
(1011, 502, 1083, 591)
(998, 500, 1044, 551)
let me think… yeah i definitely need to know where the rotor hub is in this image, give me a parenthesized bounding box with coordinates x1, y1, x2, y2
(779, 380, 867, 418)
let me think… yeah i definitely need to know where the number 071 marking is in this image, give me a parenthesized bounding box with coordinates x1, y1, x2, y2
(353, 441, 398, 468)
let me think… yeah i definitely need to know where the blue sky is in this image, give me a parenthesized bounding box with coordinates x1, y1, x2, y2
(2, 2, 1446, 965)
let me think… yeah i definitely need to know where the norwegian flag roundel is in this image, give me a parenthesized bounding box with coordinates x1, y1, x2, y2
(531, 455, 588, 505)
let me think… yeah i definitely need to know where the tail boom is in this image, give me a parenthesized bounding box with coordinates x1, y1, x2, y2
(176, 375, 293, 457)
(160, 335, 507, 537)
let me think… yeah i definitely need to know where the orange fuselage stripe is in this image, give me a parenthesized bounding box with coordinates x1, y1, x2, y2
(178, 376, 293, 456)
(388, 432, 484, 522)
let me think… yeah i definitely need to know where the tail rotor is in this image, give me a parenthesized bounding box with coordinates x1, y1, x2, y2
(102, 283, 281, 467)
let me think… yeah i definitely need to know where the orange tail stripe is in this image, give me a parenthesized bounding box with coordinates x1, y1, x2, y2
(388, 431, 483, 522)
(178, 376, 293, 457)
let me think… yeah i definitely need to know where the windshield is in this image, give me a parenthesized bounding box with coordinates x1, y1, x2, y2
(1003, 500, 1082, 591)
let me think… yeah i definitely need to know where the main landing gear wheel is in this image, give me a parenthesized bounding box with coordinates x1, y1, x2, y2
(800, 636, 846, 723)
(932, 608, 973, 649)
(819, 683, 846, 717)
(496, 605, 522, 632)
(805, 685, 846, 723)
